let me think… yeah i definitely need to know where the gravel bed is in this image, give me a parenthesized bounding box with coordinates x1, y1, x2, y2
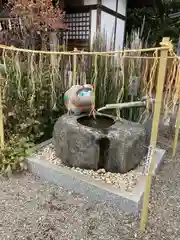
(1, 137, 180, 239)
(35, 143, 146, 191)
(0, 172, 135, 240)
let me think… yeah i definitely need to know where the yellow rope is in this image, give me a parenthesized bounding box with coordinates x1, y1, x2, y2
(124, 56, 180, 59)
(0, 44, 170, 55)
(164, 57, 178, 118)
(145, 50, 159, 113)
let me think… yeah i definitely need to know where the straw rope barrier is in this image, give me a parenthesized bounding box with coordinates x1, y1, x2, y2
(0, 44, 179, 60)
(0, 38, 179, 234)
(0, 44, 171, 55)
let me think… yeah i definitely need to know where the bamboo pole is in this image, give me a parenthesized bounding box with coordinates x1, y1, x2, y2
(73, 48, 77, 85)
(172, 41, 180, 157)
(172, 104, 180, 157)
(0, 73, 4, 150)
(140, 37, 171, 232)
(97, 101, 146, 112)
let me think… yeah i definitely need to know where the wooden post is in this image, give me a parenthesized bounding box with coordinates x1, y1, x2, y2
(73, 48, 78, 85)
(0, 72, 4, 150)
(140, 37, 171, 232)
(96, 0, 102, 33)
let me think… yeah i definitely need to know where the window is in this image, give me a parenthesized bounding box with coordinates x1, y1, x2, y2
(64, 12, 90, 40)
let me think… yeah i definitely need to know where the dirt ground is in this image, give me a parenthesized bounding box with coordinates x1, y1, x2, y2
(0, 136, 180, 240)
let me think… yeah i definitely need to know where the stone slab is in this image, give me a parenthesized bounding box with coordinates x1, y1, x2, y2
(26, 140, 166, 214)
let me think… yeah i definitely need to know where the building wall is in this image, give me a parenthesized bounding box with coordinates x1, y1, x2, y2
(117, 0, 127, 16)
(101, 0, 127, 15)
(100, 11, 115, 50)
(115, 18, 125, 50)
(101, 0, 116, 11)
(65, 0, 127, 51)
(90, 10, 97, 47)
(90, 0, 127, 50)
(84, 0, 97, 5)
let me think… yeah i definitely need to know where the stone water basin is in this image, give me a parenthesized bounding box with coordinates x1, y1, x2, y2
(53, 114, 148, 174)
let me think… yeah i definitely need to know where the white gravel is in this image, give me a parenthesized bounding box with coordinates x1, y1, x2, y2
(1, 134, 180, 239)
(0, 172, 137, 240)
(35, 143, 146, 191)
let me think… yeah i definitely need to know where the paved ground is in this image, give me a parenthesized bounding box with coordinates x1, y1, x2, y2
(0, 136, 180, 240)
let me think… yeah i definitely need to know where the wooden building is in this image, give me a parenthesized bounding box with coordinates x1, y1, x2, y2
(0, 0, 127, 51)
(63, 0, 127, 51)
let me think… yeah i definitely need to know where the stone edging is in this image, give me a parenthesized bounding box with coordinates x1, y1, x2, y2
(26, 139, 166, 214)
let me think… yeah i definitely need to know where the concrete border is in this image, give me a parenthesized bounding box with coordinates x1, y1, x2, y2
(26, 139, 166, 214)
